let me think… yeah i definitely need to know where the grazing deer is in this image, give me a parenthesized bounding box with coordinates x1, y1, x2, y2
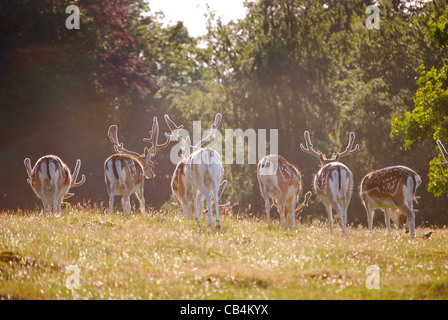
(164, 113, 225, 227)
(360, 165, 421, 238)
(300, 131, 359, 236)
(257, 154, 312, 228)
(437, 140, 448, 165)
(24, 155, 85, 216)
(105, 117, 170, 216)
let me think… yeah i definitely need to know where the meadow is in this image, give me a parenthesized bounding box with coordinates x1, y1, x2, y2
(0, 204, 447, 300)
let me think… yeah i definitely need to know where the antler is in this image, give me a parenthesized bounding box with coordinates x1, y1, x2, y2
(300, 131, 322, 159)
(107, 125, 141, 157)
(295, 191, 312, 214)
(337, 132, 360, 160)
(143, 117, 171, 157)
(164, 114, 196, 159)
(71, 159, 86, 187)
(24, 158, 33, 186)
(218, 179, 228, 197)
(437, 140, 448, 165)
(194, 113, 222, 148)
(164, 114, 186, 146)
(164, 114, 184, 138)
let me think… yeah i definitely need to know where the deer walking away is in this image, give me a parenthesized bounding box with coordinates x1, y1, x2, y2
(257, 154, 311, 228)
(165, 113, 226, 227)
(104, 117, 170, 216)
(300, 131, 360, 236)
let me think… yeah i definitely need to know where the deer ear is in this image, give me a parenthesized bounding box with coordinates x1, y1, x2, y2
(144, 147, 150, 156)
(186, 136, 191, 146)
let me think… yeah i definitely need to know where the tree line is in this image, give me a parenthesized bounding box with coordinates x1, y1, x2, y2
(1, 0, 447, 226)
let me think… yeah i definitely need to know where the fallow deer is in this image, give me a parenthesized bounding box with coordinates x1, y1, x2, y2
(257, 154, 312, 228)
(164, 113, 225, 227)
(171, 163, 229, 220)
(166, 116, 229, 220)
(360, 165, 421, 238)
(300, 131, 360, 236)
(105, 117, 170, 216)
(24, 155, 85, 216)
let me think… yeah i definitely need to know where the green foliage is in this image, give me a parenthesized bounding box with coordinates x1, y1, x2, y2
(429, 156, 448, 196)
(392, 62, 448, 149)
(429, 5, 448, 49)
(391, 4, 448, 198)
(2, 0, 448, 225)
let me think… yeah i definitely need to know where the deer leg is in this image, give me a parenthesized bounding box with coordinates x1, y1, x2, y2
(187, 198, 194, 220)
(324, 202, 334, 232)
(186, 191, 196, 220)
(46, 192, 55, 216)
(42, 197, 50, 217)
(194, 191, 202, 220)
(404, 201, 413, 234)
(198, 194, 204, 219)
(277, 195, 287, 228)
(343, 187, 351, 229)
(53, 190, 61, 217)
(135, 186, 146, 216)
(213, 179, 221, 227)
(384, 208, 392, 236)
(404, 213, 410, 234)
(261, 188, 271, 224)
(397, 204, 415, 239)
(58, 194, 65, 215)
(289, 193, 297, 228)
(278, 203, 287, 228)
(329, 199, 346, 236)
(196, 183, 214, 226)
(204, 193, 214, 227)
(176, 188, 189, 219)
(108, 186, 115, 215)
(363, 201, 374, 233)
(265, 198, 271, 224)
(121, 190, 132, 217)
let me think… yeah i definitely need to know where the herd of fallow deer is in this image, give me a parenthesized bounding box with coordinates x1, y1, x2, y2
(23, 113, 448, 238)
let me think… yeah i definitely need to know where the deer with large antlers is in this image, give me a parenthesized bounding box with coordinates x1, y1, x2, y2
(360, 165, 421, 238)
(105, 117, 170, 216)
(164, 113, 225, 227)
(300, 131, 360, 236)
(24, 155, 86, 216)
(257, 154, 312, 228)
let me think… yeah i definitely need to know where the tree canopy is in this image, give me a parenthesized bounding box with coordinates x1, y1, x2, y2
(1, 0, 447, 226)
(391, 5, 448, 198)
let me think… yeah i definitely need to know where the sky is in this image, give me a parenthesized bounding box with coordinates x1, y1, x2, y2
(147, 0, 248, 37)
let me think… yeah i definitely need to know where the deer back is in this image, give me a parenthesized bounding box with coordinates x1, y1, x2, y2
(105, 154, 146, 187)
(25, 155, 72, 199)
(258, 154, 301, 196)
(314, 162, 353, 197)
(360, 166, 421, 203)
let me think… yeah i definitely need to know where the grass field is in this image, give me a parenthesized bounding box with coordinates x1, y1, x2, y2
(1, 204, 447, 300)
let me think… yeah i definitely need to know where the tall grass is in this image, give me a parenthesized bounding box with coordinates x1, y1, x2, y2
(1, 204, 447, 299)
